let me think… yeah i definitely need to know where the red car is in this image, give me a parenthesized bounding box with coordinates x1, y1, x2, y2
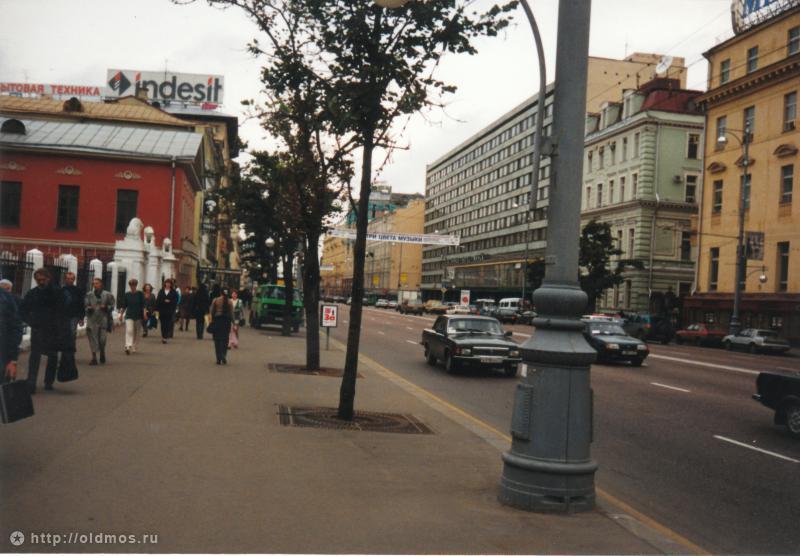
(675, 323, 727, 346)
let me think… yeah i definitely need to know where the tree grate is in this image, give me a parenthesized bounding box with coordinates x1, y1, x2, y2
(268, 363, 362, 378)
(276, 405, 434, 435)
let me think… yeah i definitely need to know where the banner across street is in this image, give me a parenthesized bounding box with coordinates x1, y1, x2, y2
(326, 229, 459, 246)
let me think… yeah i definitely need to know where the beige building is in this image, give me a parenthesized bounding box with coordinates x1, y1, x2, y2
(321, 198, 424, 299)
(689, 5, 799, 343)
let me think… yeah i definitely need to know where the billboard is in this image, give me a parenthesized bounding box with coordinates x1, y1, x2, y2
(731, 0, 799, 33)
(327, 228, 460, 246)
(0, 82, 102, 99)
(106, 69, 224, 105)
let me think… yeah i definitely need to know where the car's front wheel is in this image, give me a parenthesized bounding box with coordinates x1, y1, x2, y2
(749, 343, 759, 354)
(504, 364, 517, 377)
(785, 405, 800, 438)
(631, 358, 644, 367)
(724, 341, 732, 351)
(444, 351, 459, 374)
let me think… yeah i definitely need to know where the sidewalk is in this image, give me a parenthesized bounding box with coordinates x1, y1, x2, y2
(2, 323, 675, 554)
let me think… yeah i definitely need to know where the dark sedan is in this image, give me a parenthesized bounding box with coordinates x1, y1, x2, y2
(753, 371, 800, 437)
(583, 320, 649, 366)
(421, 315, 521, 376)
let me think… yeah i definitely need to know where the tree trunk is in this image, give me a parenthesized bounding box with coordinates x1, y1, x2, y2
(303, 233, 321, 371)
(282, 252, 294, 337)
(338, 132, 375, 421)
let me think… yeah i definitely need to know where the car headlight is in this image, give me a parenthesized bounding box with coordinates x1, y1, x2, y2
(637, 344, 648, 351)
(606, 343, 620, 350)
(456, 348, 471, 356)
(509, 350, 520, 357)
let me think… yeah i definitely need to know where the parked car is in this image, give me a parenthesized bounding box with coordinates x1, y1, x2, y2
(424, 300, 448, 315)
(421, 315, 521, 376)
(399, 299, 424, 315)
(582, 319, 649, 366)
(722, 329, 791, 354)
(675, 323, 727, 346)
(495, 297, 522, 323)
(387, 300, 398, 309)
(375, 299, 389, 308)
(753, 370, 800, 437)
(621, 313, 674, 344)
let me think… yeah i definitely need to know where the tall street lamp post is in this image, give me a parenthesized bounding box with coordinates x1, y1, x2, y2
(373, 0, 595, 513)
(717, 122, 752, 336)
(514, 203, 532, 306)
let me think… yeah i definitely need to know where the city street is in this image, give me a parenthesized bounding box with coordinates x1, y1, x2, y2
(332, 305, 800, 555)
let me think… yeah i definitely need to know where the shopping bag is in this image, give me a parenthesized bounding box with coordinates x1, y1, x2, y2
(1, 380, 35, 424)
(57, 358, 79, 383)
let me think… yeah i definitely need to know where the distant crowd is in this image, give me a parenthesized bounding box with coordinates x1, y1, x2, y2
(0, 268, 253, 393)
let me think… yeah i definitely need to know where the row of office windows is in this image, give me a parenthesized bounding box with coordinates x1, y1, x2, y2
(0, 181, 138, 234)
(715, 91, 796, 144)
(708, 242, 792, 292)
(718, 26, 800, 85)
(584, 173, 648, 209)
(587, 131, 702, 174)
(710, 165, 794, 214)
(427, 102, 554, 186)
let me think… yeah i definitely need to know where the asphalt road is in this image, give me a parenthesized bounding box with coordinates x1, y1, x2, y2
(330, 305, 800, 555)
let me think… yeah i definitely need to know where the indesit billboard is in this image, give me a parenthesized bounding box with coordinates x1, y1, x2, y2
(106, 69, 224, 105)
(731, 0, 800, 33)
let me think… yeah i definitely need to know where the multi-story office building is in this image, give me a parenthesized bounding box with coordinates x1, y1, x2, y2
(689, 4, 799, 343)
(422, 54, 687, 301)
(582, 78, 703, 315)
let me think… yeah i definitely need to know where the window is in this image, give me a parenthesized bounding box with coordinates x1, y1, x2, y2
(743, 106, 755, 135)
(681, 231, 692, 261)
(624, 280, 632, 308)
(713, 180, 724, 214)
(784, 92, 797, 131)
(687, 133, 700, 159)
(628, 228, 635, 258)
(634, 132, 640, 157)
(720, 59, 731, 84)
(709, 247, 720, 291)
(609, 180, 615, 204)
(599, 147, 605, 169)
(622, 137, 628, 161)
(115, 189, 138, 233)
(620, 177, 626, 202)
(777, 242, 790, 292)
(781, 164, 794, 204)
(746, 46, 758, 73)
(716, 115, 727, 146)
(56, 185, 80, 230)
(587, 151, 593, 171)
(685, 175, 698, 203)
(586, 186, 592, 209)
(0, 181, 22, 227)
(741, 174, 751, 210)
(632, 173, 638, 198)
(789, 26, 800, 55)
(597, 183, 603, 207)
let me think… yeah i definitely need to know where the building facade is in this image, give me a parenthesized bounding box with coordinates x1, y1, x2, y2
(582, 78, 703, 315)
(364, 199, 424, 297)
(422, 54, 687, 301)
(689, 5, 799, 343)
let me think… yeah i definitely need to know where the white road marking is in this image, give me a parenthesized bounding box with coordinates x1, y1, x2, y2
(713, 435, 800, 464)
(406, 340, 418, 345)
(513, 332, 531, 338)
(406, 326, 414, 330)
(649, 354, 759, 375)
(378, 331, 385, 335)
(651, 382, 691, 393)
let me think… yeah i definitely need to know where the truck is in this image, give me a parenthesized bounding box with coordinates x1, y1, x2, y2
(395, 290, 420, 311)
(249, 284, 304, 332)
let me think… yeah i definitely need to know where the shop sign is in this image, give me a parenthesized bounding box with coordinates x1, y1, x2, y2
(106, 69, 224, 104)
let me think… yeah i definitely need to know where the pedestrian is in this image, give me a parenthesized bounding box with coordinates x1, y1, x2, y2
(59, 271, 84, 377)
(178, 286, 192, 331)
(191, 283, 211, 340)
(209, 288, 233, 365)
(142, 283, 156, 337)
(119, 278, 145, 355)
(228, 290, 244, 349)
(1, 286, 24, 384)
(155, 279, 178, 344)
(84, 277, 115, 365)
(21, 268, 64, 392)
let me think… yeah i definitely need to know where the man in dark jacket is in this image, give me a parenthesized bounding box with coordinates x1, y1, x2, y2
(190, 283, 211, 340)
(21, 268, 64, 393)
(155, 279, 179, 344)
(59, 271, 84, 376)
(1, 287, 23, 383)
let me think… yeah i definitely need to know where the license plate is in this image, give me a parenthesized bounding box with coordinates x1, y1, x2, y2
(622, 350, 637, 356)
(480, 356, 503, 364)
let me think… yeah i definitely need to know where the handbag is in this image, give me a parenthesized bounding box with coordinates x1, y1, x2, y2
(238, 318, 245, 327)
(206, 318, 216, 335)
(57, 357, 79, 383)
(1, 380, 35, 424)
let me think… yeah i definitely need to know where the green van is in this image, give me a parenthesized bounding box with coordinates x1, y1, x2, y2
(250, 284, 304, 332)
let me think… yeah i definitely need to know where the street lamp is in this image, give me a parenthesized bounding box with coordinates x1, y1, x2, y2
(514, 203, 533, 306)
(373, 0, 593, 512)
(717, 122, 752, 336)
(265, 237, 275, 248)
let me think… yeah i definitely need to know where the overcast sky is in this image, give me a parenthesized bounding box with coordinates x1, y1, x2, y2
(1, 0, 736, 196)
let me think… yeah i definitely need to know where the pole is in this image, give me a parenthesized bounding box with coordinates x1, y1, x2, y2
(522, 213, 530, 304)
(499, 0, 597, 513)
(729, 123, 750, 335)
(326, 327, 330, 351)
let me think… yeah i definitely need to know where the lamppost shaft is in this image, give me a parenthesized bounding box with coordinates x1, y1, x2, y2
(522, 214, 530, 304)
(730, 125, 750, 335)
(499, 0, 597, 513)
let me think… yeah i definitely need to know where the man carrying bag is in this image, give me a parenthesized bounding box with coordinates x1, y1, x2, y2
(1, 285, 34, 423)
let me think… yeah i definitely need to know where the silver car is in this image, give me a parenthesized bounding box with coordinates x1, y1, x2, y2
(722, 328, 791, 354)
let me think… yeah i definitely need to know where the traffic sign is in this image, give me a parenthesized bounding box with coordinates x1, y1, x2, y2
(460, 290, 471, 306)
(320, 304, 338, 328)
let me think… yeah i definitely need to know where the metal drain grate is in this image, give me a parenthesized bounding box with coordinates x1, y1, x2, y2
(268, 363, 363, 378)
(277, 405, 434, 435)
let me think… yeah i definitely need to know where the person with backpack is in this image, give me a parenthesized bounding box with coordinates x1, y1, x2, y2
(119, 279, 145, 355)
